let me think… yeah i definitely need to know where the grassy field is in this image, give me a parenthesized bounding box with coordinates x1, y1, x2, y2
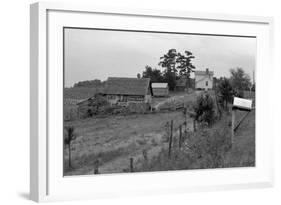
(64, 110, 194, 175)
(64, 90, 255, 175)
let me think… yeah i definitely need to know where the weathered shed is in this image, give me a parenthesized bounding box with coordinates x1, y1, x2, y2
(103, 77, 153, 106)
(151, 83, 169, 97)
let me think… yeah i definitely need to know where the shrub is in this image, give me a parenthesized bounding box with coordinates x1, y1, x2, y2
(217, 77, 235, 109)
(88, 94, 109, 116)
(193, 93, 216, 126)
(102, 105, 115, 114)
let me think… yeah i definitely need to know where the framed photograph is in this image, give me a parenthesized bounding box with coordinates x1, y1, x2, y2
(30, 2, 274, 202)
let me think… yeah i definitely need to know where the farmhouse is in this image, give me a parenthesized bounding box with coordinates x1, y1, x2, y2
(103, 77, 153, 106)
(195, 68, 214, 90)
(152, 83, 169, 97)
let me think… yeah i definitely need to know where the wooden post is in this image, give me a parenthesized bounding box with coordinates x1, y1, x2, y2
(179, 125, 182, 148)
(231, 108, 236, 145)
(130, 157, 134, 172)
(168, 120, 173, 158)
(193, 119, 196, 132)
(214, 89, 222, 120)
(142, 149, 148, 161)
(185, 107, 187, 134)
(234, 110, 251, 132)
(94, 159, 99, 174)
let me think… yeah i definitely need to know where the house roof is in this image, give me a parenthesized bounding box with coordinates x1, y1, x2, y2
(152, 83, 168, 88)
(195, 70, 214, 76)
(103, 77, 152, 96)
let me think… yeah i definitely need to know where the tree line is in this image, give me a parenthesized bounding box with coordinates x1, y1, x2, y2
(72, 48, 254, 96)
(140, 49, 254, 94)
(73, 79, 105, 88)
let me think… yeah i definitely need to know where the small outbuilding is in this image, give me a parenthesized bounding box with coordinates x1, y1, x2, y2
(151, 83, 169, 97)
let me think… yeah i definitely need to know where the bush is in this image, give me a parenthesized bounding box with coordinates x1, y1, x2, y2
(193, 93, 216, 126)
(101, 105, 115, 114)
(88, 94, 109, 116)
(217, 77, 234, 109)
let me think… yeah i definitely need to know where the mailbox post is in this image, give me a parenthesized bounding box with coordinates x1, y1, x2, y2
(231, 97, 252, 145)
(231, 108, 236, 145)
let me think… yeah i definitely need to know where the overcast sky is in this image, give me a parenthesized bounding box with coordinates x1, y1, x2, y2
(64, 28, 256, 87)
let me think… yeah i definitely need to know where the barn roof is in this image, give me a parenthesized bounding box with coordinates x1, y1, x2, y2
(103, 77, 152, 96)
(152, 83, 168, 88)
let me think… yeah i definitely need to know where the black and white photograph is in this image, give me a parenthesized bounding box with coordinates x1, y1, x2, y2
(63, 28, 256, 176)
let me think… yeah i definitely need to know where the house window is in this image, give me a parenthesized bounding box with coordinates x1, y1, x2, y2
(206, 81, 208, 86)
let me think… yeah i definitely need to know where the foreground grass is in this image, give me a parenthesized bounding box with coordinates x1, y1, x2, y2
(136, 110, 255, 172)
(64, 111, 192, 175)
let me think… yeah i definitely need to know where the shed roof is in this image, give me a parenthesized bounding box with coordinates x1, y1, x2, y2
(152, 83, 168, 88)
(103, 77, 152, 96)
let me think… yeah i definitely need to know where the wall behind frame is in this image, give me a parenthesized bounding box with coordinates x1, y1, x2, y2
(0, 0, 280, 205)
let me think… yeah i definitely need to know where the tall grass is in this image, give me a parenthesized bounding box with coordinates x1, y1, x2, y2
(136, 119, 233, 172)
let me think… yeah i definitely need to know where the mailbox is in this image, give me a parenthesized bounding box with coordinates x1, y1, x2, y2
(233, 97, 252, 111)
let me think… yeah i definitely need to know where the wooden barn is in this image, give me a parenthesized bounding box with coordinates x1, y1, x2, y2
(103, 77, 153, 106)
(151, 83, 169, 97)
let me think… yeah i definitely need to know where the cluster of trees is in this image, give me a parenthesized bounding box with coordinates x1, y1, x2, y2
(73, 79, 105, 88)
(142, 49, 196, 91)
(216, 67, 253, 109)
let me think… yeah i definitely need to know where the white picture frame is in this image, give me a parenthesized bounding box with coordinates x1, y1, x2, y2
(30, 2, 274, 202)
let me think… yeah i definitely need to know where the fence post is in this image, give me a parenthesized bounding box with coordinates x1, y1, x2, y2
(142, 149, 148, 161)
(168, 120, 173, 158)
(184, 119, 187, 134)
(193, 118, 196, 132)
(94, 159, 99, 174)
(179, 125, 182, 148)
(231, 108, 236, 146)
(183, 107, 187, 134)
(130, 157, 134, 172)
